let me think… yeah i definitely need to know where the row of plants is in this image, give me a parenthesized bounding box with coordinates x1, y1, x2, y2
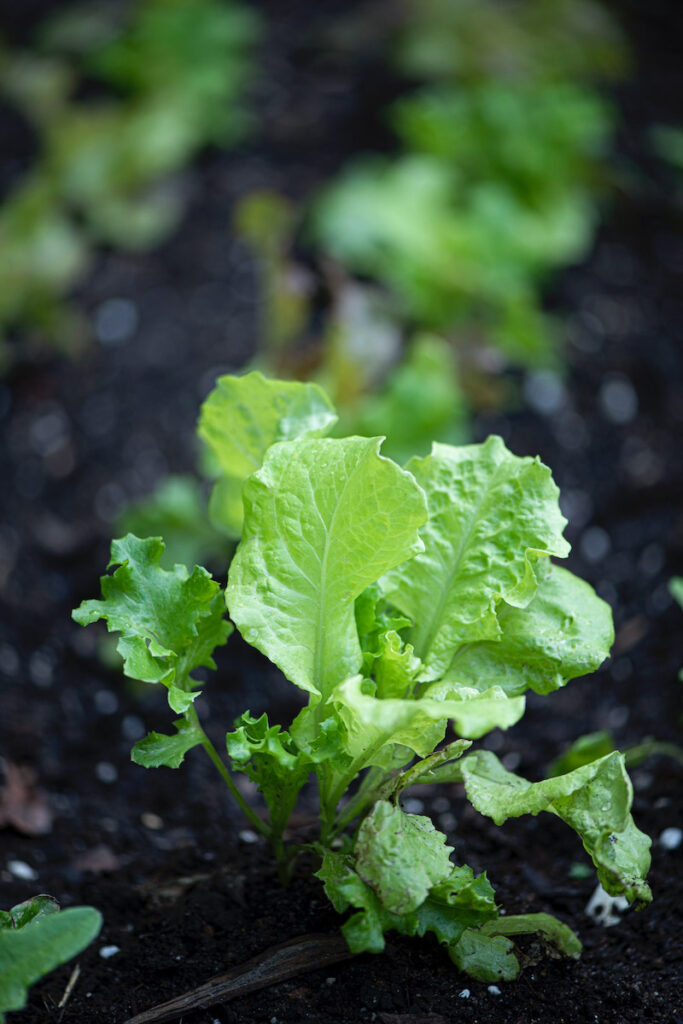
(117, 0, 632, 564)
(244, 0, 629, 437)
(2, 2, 674, 1018)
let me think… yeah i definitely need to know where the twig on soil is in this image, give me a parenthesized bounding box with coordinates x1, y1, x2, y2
(122, 933, 356, 1024)
(57, 963, 80, 1019)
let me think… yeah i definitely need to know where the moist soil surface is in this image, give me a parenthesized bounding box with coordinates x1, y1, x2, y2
(1, 1, 681, 1022)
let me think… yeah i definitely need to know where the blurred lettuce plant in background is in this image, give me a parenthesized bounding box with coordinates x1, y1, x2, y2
(311, 0, 627, 376)
(0, 0, 260, 368)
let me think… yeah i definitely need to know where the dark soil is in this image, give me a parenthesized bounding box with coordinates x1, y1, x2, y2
(1, 2, 681, 1023)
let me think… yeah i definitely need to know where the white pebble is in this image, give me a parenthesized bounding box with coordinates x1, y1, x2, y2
(96, 762, 118, 784)
(585, 882, 628, 926)
(659, 827, 682, 851)
(459, 988, 471, 998)
(580, 526, 611, 564)
(141, 812, 164, 830)
(95, 298, 138, 345)
(99, 945, 120, 959)
(600, 375, 638, 424)
(488, 985, 502, 996)
(8, 860, 37, 881)
(94, 689, 118, 715)
(402, 797, 424, 814)
(238, 829, 259, 844)
(524, 370, 565, 416)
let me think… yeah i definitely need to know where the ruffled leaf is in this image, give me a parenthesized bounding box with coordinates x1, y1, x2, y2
(382, 436, 570, 680)
(442, 564, 613, 697)
(131, 718, 204, 769)
(461, 750, 651, 904)
(317, 850, 498, 957)
(332, 675, 525, 768)
(73, 535, 231, 711)
(355, 801, 454, 914)
(226, 712, 315, 836)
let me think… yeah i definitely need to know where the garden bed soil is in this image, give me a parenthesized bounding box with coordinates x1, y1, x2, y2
(1, 1, 682, 1022)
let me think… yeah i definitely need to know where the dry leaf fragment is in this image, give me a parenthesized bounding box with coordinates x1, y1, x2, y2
(0, 760, 53, 835)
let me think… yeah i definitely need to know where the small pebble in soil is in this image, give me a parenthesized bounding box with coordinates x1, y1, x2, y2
(8, 859, 37, 881)
(326, 977, 336, 985)
(599, 374, 638, 424)
(95, 298, 138, 345)
(238, 829, 259, 844)
(524, 370, 565, 416)
(99, 945, 120, 959)
(96, 762, 118, 784)
(459, 989, 471, 999)
(632, 771, 653, 792)
(638, 542, 665, 576)
(0, 643, 19, 677)
(658, 827, 682, 851)
(141, 812, 164, 830)
(585, 882, 629, 926)
(580, 526, 611, 564)
(402, 797, 423, 813)
(94, 689, 119, 715)
(488, 985, 502, 996)
(29, 649, 55, 688)
(122, 714, 146, 740)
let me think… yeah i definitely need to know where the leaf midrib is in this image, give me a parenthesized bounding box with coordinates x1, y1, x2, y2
(410, 468, 502, 664)
(311, 450, 367, 699)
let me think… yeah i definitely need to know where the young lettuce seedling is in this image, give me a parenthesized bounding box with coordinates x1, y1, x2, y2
(74, 372, 651, 984)
(0, 895, 101, 1021)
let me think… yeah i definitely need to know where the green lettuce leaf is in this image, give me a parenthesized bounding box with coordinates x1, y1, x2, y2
(372, 630, 422, 699)
(355, 801, 454, 914)
(317, 849, 498, 956)
(382, 436, 570, 680)
(0, 898, 59, 932)
(131, 717, 205, 769)
(548, 730, 615, 777)
(442, 564, 613, 696)
(198, 372, 338, 537)
(0, 906, 102, 1017)
(73, 535, 231, 712)
(225, 712, 315, 838)
(449, 929, 519, 982)
(461, 750, 651, 904)
(332, 675, 524, 768)
(227, 437, 428, 700)
(480, 913, 582, 957)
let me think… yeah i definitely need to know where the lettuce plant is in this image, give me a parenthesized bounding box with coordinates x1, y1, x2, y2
(74, 374, 651, 983)
(0, 895, 101, 1021)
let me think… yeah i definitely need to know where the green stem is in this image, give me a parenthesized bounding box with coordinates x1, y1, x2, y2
(320, 741, 391, 841)
(624, 739, 683, 768)
(332, 766, 387, 836)
(186, 707, 270, 839)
